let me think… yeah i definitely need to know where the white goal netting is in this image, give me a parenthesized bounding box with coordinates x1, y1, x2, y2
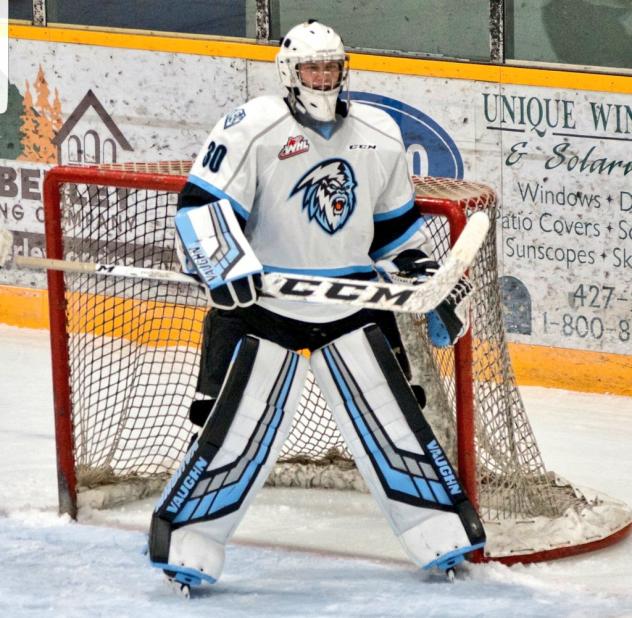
(46, 162, 632, 563)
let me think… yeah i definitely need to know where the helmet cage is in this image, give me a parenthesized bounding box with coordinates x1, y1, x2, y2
(277, 53, 349, 121)
(295, 55, 348, 91)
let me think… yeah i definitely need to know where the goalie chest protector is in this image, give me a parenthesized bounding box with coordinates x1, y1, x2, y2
(187, 95, 420, 321)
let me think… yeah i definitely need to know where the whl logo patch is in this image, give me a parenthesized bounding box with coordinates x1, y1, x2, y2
(279, 135, 310, 160)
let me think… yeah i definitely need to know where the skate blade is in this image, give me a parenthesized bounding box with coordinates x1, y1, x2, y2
(422, 541, 485, 578)
(151, 560, 216, 597)
(165, 575, 191, 599)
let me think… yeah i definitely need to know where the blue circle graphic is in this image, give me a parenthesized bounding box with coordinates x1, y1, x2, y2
(347, 91, 463, 179)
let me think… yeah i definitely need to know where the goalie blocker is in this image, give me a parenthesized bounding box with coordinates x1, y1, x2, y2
(175, 200, 262, 309)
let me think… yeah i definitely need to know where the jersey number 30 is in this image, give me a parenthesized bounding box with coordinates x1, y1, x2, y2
(203, 141, 227, 173)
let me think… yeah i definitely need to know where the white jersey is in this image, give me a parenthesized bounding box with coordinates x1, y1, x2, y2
(188, 95, 431, 322)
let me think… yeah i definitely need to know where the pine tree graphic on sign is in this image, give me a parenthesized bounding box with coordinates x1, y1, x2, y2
(18, 66, 63, 163)
(18, 81, 38, 161)
(0, 83, 25, 159)
(34, 66, 56, 162)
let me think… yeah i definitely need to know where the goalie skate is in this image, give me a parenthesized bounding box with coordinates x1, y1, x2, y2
(165, 574, 192, 599)
(150, 520, 224, 590)
(422, 544, 481, 579)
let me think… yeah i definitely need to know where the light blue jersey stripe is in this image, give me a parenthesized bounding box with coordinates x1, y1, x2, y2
(263, 264, 374, 277)
(373, 196, 415, 222)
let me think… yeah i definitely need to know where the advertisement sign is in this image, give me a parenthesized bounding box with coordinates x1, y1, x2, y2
(485, 87, 632, 354)
(0, 37, 630, 357)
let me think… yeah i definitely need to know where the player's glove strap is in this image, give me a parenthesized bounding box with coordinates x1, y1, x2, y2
(375, 249, 439, 284)
(375, 249, 473, 346)
(208, 274, 261, 310)
(430, 276, 473, 346)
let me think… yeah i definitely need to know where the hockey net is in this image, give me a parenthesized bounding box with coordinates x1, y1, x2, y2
(44, 162, 632, 564)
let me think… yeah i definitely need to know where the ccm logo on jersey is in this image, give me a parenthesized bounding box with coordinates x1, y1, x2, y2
(278, 135, 310, 159)
(349, 144, 377, 149)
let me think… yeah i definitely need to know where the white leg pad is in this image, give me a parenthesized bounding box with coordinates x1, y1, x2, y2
(397, 511, 473, 568)
(311, 325, 485, 570)
(149, 335, 309, 584)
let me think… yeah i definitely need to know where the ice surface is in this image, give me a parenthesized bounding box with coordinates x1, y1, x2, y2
(1, 324, 631, 617)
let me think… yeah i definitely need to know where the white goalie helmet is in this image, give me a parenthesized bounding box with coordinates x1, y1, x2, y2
(276, 20, 349, 122)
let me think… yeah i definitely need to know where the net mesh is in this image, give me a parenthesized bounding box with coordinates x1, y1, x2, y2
(51, 162, 631, 561)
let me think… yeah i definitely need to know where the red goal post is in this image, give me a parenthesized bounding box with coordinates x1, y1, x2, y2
(42, 163, 632, 565)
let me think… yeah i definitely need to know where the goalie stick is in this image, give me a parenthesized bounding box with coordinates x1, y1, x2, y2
(3, 212, 489, 315)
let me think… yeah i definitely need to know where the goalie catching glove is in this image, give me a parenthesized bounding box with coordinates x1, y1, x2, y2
(376, 249, 473, 346)
(175, 200, 263, 310)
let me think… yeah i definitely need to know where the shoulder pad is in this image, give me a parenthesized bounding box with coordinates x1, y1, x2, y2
(350, 102, 403, 141)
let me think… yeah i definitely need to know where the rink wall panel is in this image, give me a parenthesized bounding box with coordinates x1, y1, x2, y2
(0, 285, 204, 346)
(1, 284, 631, 397)
(1, 24, 632, 395)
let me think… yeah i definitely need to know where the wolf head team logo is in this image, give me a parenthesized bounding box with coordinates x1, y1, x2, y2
(290, 159, 357, 234)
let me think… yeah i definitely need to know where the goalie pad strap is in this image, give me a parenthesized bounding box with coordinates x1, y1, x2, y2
(365, 324, 466, 480)
(199, 336, 258, 447)
(150, 336, 308, 565)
